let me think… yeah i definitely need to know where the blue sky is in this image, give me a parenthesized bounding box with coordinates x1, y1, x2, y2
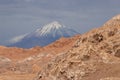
(0, 0, 120, 45)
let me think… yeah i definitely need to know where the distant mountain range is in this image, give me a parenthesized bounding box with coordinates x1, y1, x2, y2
(8, 21, 79, 48)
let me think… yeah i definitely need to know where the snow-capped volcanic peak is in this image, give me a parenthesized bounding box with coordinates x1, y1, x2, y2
(35, 21, 65, 36)
(8, 21, 79, 48)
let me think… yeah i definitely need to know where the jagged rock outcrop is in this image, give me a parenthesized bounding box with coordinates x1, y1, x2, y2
(35, 15, 120, 80)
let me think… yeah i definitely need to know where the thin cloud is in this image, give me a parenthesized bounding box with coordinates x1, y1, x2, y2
(9, 34, 28, 43)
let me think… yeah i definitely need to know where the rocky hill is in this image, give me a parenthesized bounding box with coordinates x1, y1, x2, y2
(34, 15, 120, 80)
(0, 35, 80, 80)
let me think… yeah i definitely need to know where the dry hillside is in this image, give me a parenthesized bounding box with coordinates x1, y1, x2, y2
(0, 35, 80, 80)
(35, 15, 120, 80)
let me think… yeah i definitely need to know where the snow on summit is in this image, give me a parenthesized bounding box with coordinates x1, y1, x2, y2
(35, 21, 65, 36)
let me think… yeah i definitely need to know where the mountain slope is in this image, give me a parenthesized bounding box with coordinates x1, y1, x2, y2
(35, 15, 120, 80)
(8, 21, 79, 48)
(0, 35, 80, 80)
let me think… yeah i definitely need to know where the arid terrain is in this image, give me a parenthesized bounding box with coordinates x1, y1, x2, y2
(0, 35, 80, 80)
(0, 14, 120, 80)
(34, 15, 120, 80)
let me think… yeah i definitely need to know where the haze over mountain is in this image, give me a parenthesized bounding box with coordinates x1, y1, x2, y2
(8, 21, 79, 48)
(0, 0, 120, 46)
